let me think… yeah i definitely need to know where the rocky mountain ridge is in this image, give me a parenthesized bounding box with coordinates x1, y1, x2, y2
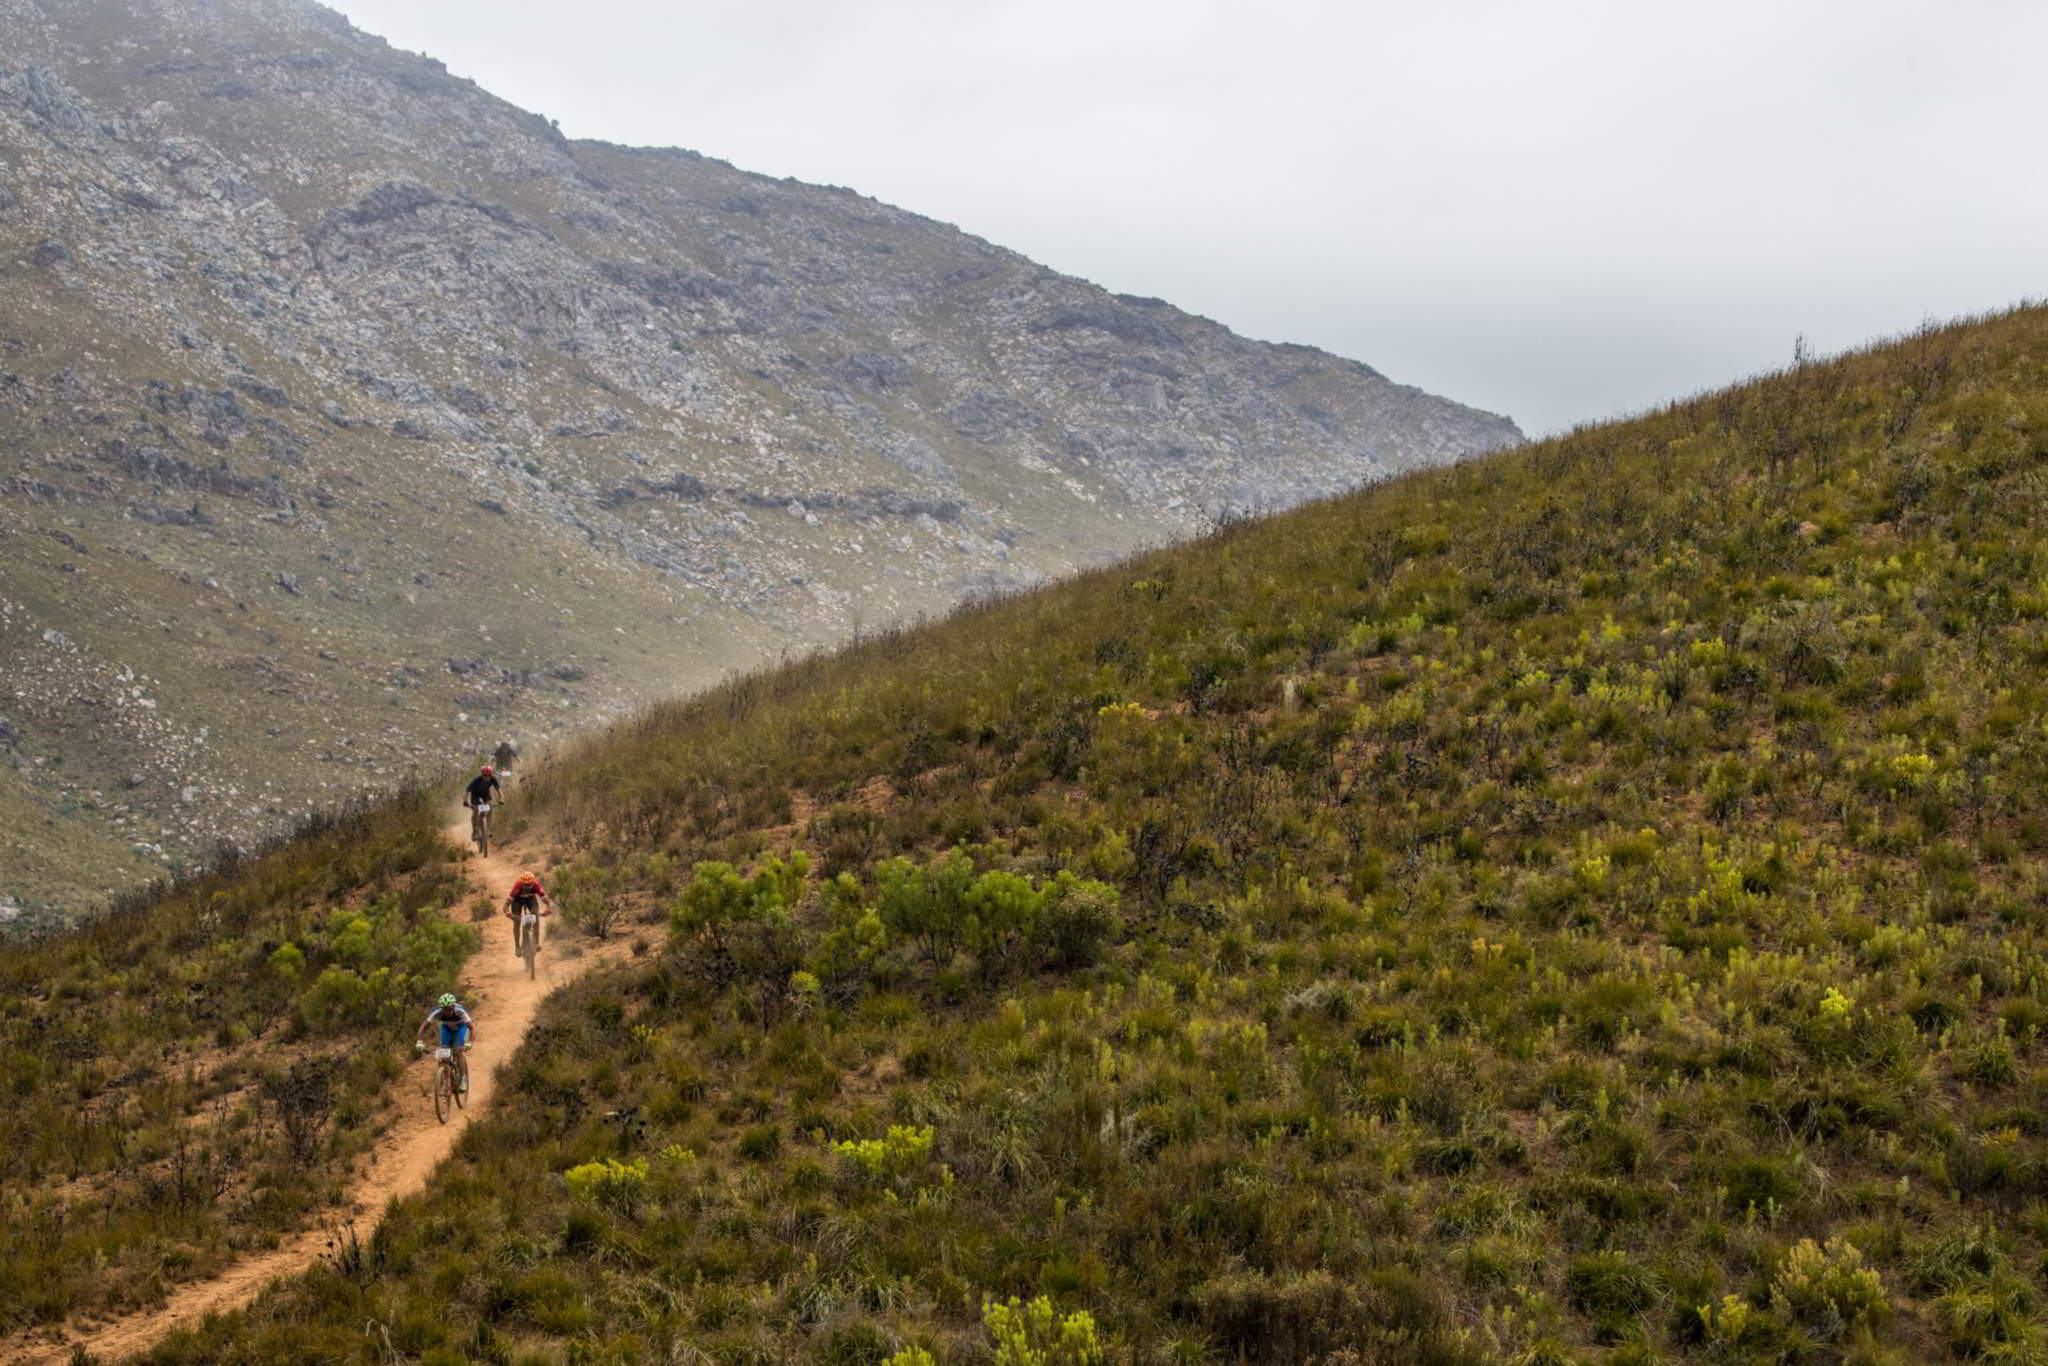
(0, 0, 1519, 926)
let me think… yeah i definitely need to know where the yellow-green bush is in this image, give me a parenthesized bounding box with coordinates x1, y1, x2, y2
(985, 1296, 1105, 1366)
(833, 1124, 936, 1182)
(564, 1157, 649, 1215)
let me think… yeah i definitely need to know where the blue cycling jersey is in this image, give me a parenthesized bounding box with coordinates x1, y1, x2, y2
(423, 1002, 473, 1049)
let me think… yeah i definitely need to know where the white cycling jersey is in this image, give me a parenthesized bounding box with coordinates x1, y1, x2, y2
(423, 1002, 473, 1032)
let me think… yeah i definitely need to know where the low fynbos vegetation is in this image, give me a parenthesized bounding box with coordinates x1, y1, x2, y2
(0, 790, 466, 1329)
(143, 308, 2048, 1362)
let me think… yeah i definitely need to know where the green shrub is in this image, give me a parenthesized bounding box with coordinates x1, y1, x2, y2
(1038, 874, 1122, 969)
(268, 941, 305, 980)
(874, 851, 976, 964)
(670, 853, 809, 945)
(298, 965, 380, 1031)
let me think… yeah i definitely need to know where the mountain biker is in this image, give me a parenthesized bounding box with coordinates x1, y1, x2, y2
(416, 992, 474, 1093)
(464, 765, 501, 843)
(492, 738, 519, 773)
(465, 765, 501, 810)
(506, 869, 552, 957)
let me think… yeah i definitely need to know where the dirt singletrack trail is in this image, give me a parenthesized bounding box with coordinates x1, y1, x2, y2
(2, 818, 627, 1366)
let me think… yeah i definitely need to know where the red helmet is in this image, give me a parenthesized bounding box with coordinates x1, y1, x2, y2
(481, 765, 495, 776)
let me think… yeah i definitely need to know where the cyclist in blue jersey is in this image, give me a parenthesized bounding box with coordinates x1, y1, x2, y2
(416, 993, 475, 1094)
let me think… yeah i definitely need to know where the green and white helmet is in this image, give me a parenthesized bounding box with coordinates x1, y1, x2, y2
(438, 993, 459, 1007)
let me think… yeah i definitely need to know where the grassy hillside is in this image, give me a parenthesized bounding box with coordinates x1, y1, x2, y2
(0, 792, 469, 1330)
(103, 305, 2048, 1363)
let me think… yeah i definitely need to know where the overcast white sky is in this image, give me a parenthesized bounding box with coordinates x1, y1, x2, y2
(336, 0, 2044, 436)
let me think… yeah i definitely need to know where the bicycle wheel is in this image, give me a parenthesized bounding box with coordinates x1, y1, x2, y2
(433, 1061, 452, 1124)
(477, 815, 490, 858)
(521, 920, 538, 978)
(454, 1057, 468, 1110)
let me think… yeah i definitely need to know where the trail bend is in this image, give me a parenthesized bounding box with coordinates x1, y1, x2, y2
(2, 816, 624, 1365)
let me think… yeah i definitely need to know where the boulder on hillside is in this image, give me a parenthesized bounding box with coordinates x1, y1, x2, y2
(21, 65, 94, 132)
(946, 390, 1042, 442)
(1031, 303, 1185, 350)
(832, 351, 913, 392)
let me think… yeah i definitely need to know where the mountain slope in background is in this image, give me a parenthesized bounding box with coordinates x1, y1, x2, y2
(0, 0, 1519, 927)
(3, 308, 2043, 1362)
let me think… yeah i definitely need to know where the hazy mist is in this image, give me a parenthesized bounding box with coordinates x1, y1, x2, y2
(335, 0, 2046, 435)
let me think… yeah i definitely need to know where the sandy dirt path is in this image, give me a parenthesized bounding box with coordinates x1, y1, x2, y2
(2, 817, 625, 1365)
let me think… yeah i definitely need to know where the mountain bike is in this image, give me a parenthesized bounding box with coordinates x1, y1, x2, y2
(418, 1041, 469, 1123)
(470, 800, 493, 857)
(514, 906, 543, 979)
